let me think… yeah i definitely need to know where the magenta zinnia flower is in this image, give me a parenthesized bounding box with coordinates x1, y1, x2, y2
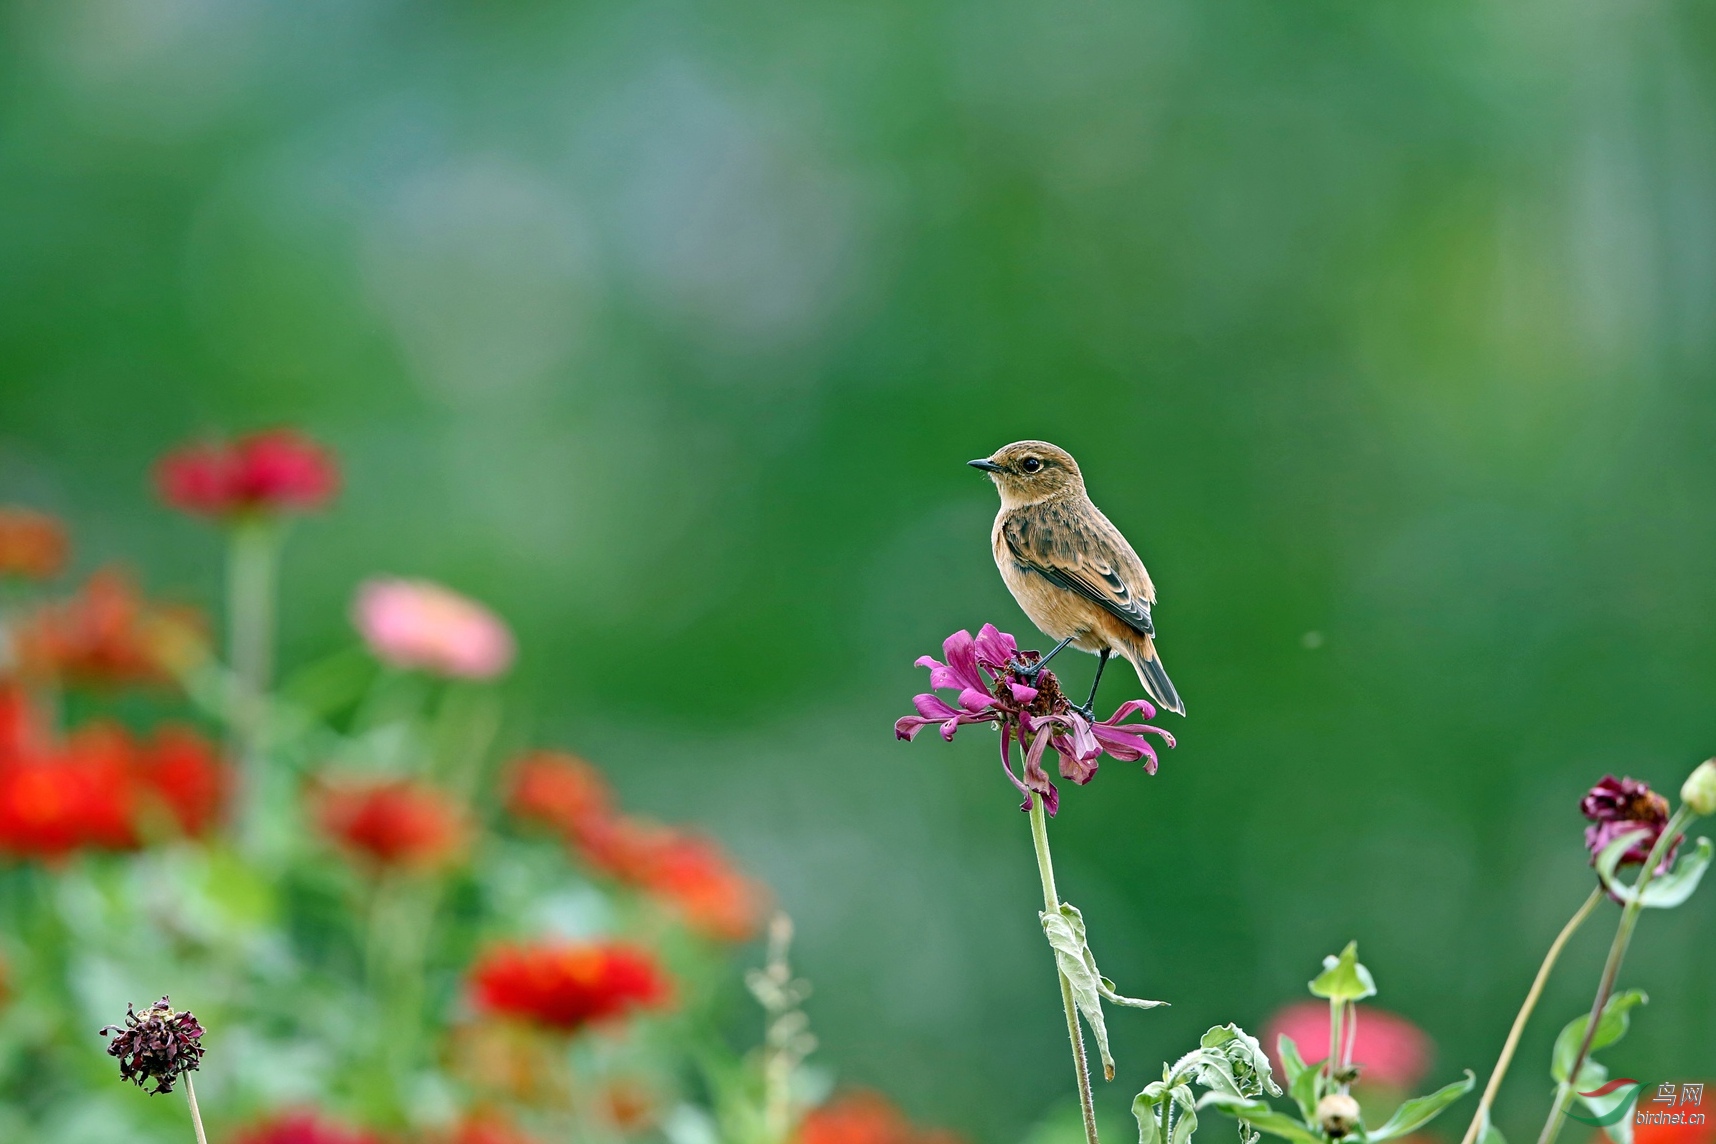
(1581, 774, 1681, 874)
(894, 625, 1173, 815)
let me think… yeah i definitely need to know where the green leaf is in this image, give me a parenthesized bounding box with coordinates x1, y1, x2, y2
(1199, 1095, 1322, 1144)
(1309, 941, 1377, 1003)
(1170, 1087, 1200, 1144)
(1599, 836, 1713, 909)
(1551, 991, 1648, 1084)
(1041, 903, 1168, 1081)
(1279, 1035, 1320, 1123)
(1197, 1024, 1282, 1099)
(1575, 1079, 1638, 1144)
(1366, 1072, 1477, 1142)
(1135, 1085, 1171, 1144)
(1475, 1107, 1507, 1144)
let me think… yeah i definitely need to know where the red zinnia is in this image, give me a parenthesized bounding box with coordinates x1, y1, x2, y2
(229, 1110, 389, 1144)
(796, 1091, 966, 1144)
(133, 725, 228, 838)
(12, 568, 206, 688)
(313, 777, 469, 872)
(506, 751, 614, 839)
(0, 720, 139, 858)
(469, 941, 671, 1033)
(155, 428, 339, 518)
(0, 507, 68, 580)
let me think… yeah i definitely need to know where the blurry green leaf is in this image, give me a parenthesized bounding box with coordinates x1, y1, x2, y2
(1041, 903, 1167, 1082)
(1598, 836, 1713, 909)
(200, 846, 276, 927)
(1309, 942, 1376, 1002)
(1200, 1095, 1322, 1144)
(1279, 1035, 1320, 1122)
(1551, 991, 1648, 1084)
(1581, 1081, 1638, 1144)
(1366, 1071, 1476, 1142)
(1475, 1107, 1507, 1144)
(278, 645, 380, 719)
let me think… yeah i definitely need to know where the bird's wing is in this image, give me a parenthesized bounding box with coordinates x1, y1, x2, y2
(1002, 501, 1157, 636)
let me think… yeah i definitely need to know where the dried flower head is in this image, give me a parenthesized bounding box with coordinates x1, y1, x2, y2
(0, 506, 69, 580)
(352, 578, 515, 679)
(155, 429, 339, 519)
(894, 625, 1174, 815)
(98, 996, 205, 1095)
(1316, 1094, 1362, 1138)
(1582, 775, 1682, 872)
(469, 940, 671, 1033)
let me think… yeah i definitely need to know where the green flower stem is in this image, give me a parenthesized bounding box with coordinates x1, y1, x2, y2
(1534, 806, 1694, 1144)
(185, 1076, 209, 1144)
(226, 517, 282, 845)
(1459, 887, 1602, 1144)
(1029, 797, 1100, 1144)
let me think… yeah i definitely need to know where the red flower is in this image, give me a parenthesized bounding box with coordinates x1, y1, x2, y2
(617, 826, 769, 943)
(0, 507, 68, 580)
(469, 941, 671, 1033)
(796, 1092, 966, 1144)
(229, 1110, 389, 1144)
(506, 751, 614, 838)
(1626, 1086, 1716, 1144)
(134, 726, 228, 838)
(11, 568, 206, 688)
(155, 429, 339, 518)
(1265, 1001, 1433, 1090)
(0, 721, 138, 858)
(313, 778, 469, 873)
(450, 1111, 540, 1144)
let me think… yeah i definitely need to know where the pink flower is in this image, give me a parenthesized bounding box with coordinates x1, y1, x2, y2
(351, 578, 515, 679)
(1265, 1001, 1432, 1090)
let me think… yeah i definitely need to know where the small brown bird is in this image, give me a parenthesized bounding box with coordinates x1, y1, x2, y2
(970, 441, 1185, 717)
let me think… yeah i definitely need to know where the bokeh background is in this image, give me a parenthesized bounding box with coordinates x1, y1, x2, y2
(3, 0, 1715, 1138)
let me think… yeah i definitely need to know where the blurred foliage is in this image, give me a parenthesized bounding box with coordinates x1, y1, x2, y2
(3, 0, 1716, 1139)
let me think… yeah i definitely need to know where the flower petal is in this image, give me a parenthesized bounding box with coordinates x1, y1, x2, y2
(941, 629, 986, 693)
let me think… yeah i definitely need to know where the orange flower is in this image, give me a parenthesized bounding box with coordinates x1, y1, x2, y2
(12, 568, 206, 688)
(0, 507, 68, 579)
(313, 778, 468, 873)
(506, 751, 614, 838)
(796, 1092, 965, 1144)
(601, 1078, 658, 1134)
(468, 941, 671, 1033)
(618, 826, 769, 943)
(451, 1111, 540, 1144)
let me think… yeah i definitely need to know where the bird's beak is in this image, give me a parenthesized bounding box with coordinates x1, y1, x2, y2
(967, 458, 1002, 473)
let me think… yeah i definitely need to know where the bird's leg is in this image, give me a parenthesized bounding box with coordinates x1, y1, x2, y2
(1013, 635, 1075, 683)
(1072, 649, 1110, 721)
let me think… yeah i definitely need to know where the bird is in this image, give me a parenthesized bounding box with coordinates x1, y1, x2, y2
(969, 440, 1185, 717)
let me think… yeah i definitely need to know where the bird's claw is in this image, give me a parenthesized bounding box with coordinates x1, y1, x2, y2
(1070, 703, 1095, 723)
(1007, 656, 1042, 684)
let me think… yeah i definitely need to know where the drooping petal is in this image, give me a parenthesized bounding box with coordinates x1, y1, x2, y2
(914, 654, 967, 694)
(1052, 732, 1100, 785)
(1006, 681, 1039, 704)
(1020, 725, 1061, 817)
(912, 693, 962, 720)
(940, 629, 987, 693)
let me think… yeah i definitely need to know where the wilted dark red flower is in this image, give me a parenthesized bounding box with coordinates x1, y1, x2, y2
(1265, 1001, 1433, 1090)
(155, 429, 339, 519)
(894, 625, 1174, 816)
(0, 507, 68, 580)
(11, 568, 206, 688)
(313, 777, 468, 872)
(133, 726, 228, 838)
(796, 1091, 966, 1144)
(1582, 775, 1682, 873)
(229, 1110, 388, 1144)
(469, 941, 672, 1033)
(98, 996, 205, 1095)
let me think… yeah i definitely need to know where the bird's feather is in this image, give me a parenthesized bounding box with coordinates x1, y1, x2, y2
(1000, 501, 1157, 637)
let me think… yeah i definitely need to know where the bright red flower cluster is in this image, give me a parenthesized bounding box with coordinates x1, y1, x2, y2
(229, 1110, 389, 1144)
(0, 507, 68, 580)
(0, 686, 227, 859)
(155, 429, 339, 518)
(796, 1091, 966, 1144)
(468, 940, 671, 1033)
(313, 777, 469, 873)
(11, 568, 206, 688)
(505, 751, 767, 942)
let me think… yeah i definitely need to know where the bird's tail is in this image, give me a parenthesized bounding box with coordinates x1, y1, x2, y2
(1119, 636, 1186, 717)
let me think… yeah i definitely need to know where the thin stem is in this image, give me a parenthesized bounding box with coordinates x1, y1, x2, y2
(1029, 797, 1100, 1144)
(1327, 998, 1343, 1089)
(1459, 888, 1603, 1144)
(1534, 807, 1692, 1144)
(185, 1075, 209, 1144)
(226, 517, 282, 847)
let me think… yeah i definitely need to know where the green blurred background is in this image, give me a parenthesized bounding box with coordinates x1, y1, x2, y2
(3, 0, 1715, 1138)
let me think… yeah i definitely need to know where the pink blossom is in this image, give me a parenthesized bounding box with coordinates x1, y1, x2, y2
(1265, 1001, 1432, 1090)
(351, 578, 515, 679)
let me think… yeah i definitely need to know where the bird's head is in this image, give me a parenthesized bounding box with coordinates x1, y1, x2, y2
(968, 441, 1084, 506)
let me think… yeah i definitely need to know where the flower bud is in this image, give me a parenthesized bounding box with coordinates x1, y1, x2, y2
(1683, 758, 1716, 817)
(1317, 1094, 1362, 1139)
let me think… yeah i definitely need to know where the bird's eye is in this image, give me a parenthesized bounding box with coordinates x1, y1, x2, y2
(1021, 457, 1043, 473)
